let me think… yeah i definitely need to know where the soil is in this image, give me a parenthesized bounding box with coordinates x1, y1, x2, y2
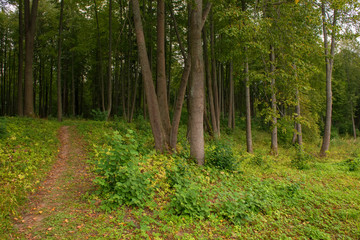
(15, 126, 94, 239)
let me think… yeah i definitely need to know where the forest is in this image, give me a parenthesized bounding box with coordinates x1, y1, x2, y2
(0, 0, 360, 239)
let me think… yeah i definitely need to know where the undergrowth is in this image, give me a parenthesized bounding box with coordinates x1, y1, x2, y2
(0, 118, 60, 236)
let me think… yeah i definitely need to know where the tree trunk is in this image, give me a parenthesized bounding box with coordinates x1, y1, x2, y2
(94, 0, 105, 112)
(188, 0, 205, 165)
(320, 4, 337, 157)
(228, 61, 234, 129)
(270, 45, 278, 155)
(156, 0, 171, 141)
(131, 0, 166, 151)
(71, 52, 75, 116)
(17, 0, 24, 116)
(24, 0, 39, 117)
(210, 12, 220, 137)
(244, 47, 253, 153)
(56, 0, 64, 121)
(203, 26, 218, 136)
(107, 0, 113, 119)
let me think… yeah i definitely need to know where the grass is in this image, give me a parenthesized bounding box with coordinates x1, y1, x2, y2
(0, 117, 60, 237)
(1, 117, 360, 239)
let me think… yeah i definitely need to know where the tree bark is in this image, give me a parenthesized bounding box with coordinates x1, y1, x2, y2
(24, 0, 39, 117)
(94, 0, 105, 112)
(56, 0, 64, 121)
(320, 4, 337, 157)
(107, 0, 113, 119)
(244, 47, 253, 153)
(228, 61, 234, 129)
(71, 52, 75, 116)
(17, 0, 24, 116)
(203, 26, 218, 136)
(270, 45, 278, 155)
(210, 12, 220, 137)
(189, 0, 205, 165)
(131, 0, 166, 151)
(156, 0, 171, 140)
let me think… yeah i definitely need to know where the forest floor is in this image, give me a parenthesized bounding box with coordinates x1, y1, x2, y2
(1, 118, 360, 239)
(13, 126, 96, 239)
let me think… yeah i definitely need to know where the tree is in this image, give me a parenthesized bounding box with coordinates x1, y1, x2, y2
(319, 1, 337, 157)
(131, 0, 166, 151)
(188, 0, 205, 165)
(24, 0, 39, 117)
(57, 0, 64, 122)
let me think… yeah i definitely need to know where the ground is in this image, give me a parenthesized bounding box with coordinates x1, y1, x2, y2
(14, 126, 94, 239)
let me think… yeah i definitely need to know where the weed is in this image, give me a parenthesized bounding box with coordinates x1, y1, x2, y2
(205, 140, 238, 171)
(291, 147, 313, 170)
(93, 130, 153, 209)
(90, 109, 108, 121)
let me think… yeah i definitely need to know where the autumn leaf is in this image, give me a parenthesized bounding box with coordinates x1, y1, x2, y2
(295, 0, 300, 3)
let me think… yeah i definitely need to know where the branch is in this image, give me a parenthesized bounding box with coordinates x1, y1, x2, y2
(201, 2, 212, 29)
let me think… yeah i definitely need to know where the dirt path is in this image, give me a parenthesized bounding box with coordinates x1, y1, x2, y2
(15, 126, 94, 239)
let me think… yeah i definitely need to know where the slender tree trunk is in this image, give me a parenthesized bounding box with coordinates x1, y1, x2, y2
(156, 0, 171, 141)
(203, 27, 218, 136)
(56, 0, 64, 121)
(320, 4, 337, 156)
(210, 12, 220, 137)
(131, 0, 166, 151)
(244, 47, 253, 153)
(228, 61, 234, 129)
(270, 45, 278, 155)
(24, 0, 39, 117)
(129, 69, 138, 123)
(17, 0, 24, 116)
(71, 52, 75, 116)
(107, 0, 113, 119)
(168, 2, 191, 150)
(292, 64, 303, 147)
(188, 0, 205, 165)
(94, 0, 105, 112)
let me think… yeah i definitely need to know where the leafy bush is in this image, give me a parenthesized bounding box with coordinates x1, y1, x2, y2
(91, 109, 108, 121)
(205, 141, 237, 171)
(217, 191, 250, 225)
(291, 148, 313, 170)
(170, 183, 210, 219)
(0, 118, 7, 139)
(249, 153, 270, 169)
(94, 130, 153, 209)
(345, 158, 360, 171)
(278, 118, 294, 146)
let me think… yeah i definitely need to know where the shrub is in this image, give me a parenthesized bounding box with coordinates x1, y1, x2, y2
(345, 158, 360, 171)
(249, 153, 270, 169)
(94, 130, 153, 209)
(170, 183, 210, 219)
(205, 140, 237, 171)
(91, 109, 108, 121)
(291, 147, 313, 170)
(278, 118, 294, 147)
(0, 118, 7, 139)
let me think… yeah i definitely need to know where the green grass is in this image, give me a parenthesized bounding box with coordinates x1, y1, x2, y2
(0, 117, 60, 236)
(1, 117, 360, 239)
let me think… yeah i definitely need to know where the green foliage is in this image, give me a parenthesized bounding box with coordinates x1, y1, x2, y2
(90, 109, 108, 121)
(205, 140, 238, 171)
(345, 158, 360, 171)
(291, 147, 313, 170)
(93, 130, 153, 209)
(278, 117, 295, 146)
(249, 153, 270, 169)
(0, 117, 7, 139)
(170, 183, 211, 219)
(0, 118, 59, 234)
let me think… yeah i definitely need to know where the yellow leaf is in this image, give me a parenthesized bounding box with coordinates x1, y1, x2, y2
(295, 0, 300, 3)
